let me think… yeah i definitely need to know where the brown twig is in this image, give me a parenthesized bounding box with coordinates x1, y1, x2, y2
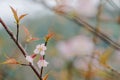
(20, 63, 30, 66)
(16, 23, 19, 41)
(0, 18, 42, 80)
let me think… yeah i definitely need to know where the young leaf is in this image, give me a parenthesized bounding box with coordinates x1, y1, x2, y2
(1, 58, 19, 64)
(26, 36, 39, 43)
(22, 26, 39, 43)
(43, 73, 49, 80)
(45, 32, 54, 42)
(10, 6, 27, 25)
(19, 14, 28, 21)
(10, 6, 19, 23)
(31, 37, 39, 41)
(23, 26, 30, 36)
(99, 47, 113, 68)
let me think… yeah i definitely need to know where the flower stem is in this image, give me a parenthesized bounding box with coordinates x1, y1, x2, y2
(16, 23, 19, 41)
(40, 41, 48, 77)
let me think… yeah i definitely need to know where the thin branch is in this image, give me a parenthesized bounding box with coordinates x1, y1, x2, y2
(74, 17, 120, 50)
(16, 24, 19, 41)
(40, 56, 45, 77)
(39, 0, 120, 50)
(0, 18, 42, 80)
(0, 19, 26, 57)
(20, 63, 30, 66)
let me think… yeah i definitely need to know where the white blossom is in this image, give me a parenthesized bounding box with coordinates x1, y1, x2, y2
(34, 44, 47, 55)
(26, 56, 33, 65)
(56, 35, 95, 60)
(37, 59, 49, 69)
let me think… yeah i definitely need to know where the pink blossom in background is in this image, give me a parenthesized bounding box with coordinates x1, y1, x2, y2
(73, 56, 104, 71)
(56, 35, 95, 60)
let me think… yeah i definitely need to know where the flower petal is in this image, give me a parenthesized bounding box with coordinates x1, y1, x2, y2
(34, 49, 39, 54)
(43, 46, 47, 51)
(43, 60, 49, 67)
(40, 51, 45, 55)
(26, 56, 33, 65)
(37, 60, 49, 69)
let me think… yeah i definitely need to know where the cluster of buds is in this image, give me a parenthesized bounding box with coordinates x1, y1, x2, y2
(26, 44, 49, 69)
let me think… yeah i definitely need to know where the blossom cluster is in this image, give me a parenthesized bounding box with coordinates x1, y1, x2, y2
(26, 43, 49, 69)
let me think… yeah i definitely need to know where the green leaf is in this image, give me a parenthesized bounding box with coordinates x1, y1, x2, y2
(10, 6, 19, 23)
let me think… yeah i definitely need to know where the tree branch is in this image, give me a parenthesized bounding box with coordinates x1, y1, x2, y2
(0, 18, 42, 80)
(74, 17, 120, 50)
